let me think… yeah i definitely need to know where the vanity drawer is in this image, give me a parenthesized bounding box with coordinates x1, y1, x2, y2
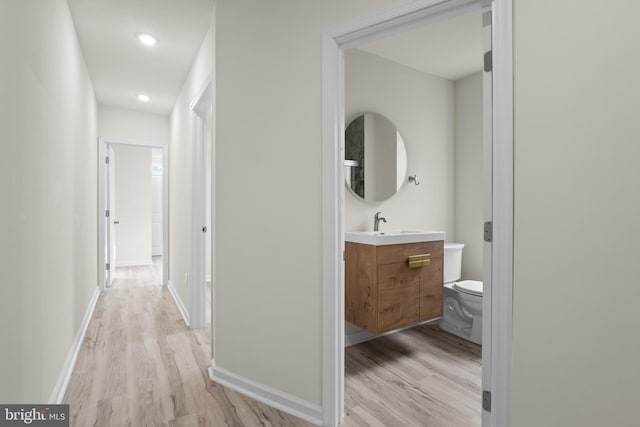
(376, 241, 444, 265)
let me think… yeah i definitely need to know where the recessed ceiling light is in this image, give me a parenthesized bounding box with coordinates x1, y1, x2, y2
(137, 94, 150, 102)
(136, 33, 158, 46)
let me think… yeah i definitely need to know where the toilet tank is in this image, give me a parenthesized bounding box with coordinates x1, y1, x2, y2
(444, 243, 464, 284)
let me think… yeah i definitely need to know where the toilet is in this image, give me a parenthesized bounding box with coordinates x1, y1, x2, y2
(439, 243, 483, 345)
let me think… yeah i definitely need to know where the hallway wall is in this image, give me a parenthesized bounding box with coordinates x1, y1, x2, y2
(98, 105, 170, 146)
(214, 0, 395, 407)
(511, 1, 640, 425)
(0, 0, 98, 403)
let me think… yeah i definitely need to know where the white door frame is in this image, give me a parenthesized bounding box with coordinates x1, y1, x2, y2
(189, 77, 213, 329)
(105, 143, 115, 286)
(98, 137, 170, 290)
(321, 0, 513, 426)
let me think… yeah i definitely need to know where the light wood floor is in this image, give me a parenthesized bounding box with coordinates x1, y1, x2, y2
(343, 324, 482, 427)
(64, 260, 480, 426)
(63, 260, 313, 427)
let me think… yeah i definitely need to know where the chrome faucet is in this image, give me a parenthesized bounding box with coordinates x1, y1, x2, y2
(373, 212, 387, 232)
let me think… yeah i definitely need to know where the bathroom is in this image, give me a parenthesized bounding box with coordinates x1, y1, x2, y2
(343, 9, 486, 426)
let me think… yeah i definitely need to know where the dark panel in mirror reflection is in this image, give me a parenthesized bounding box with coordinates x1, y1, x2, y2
(345, 115, 365, 198)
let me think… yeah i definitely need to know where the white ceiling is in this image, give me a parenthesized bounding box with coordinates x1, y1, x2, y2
(357, 9, 485, 81)
(68, 0, 214, 115)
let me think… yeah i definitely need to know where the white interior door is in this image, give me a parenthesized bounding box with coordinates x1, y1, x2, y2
(152, 170, 163, 256)
(481, 9, 493, 425)
(107, 145, 117, 286)
(190, 90, 211, 329)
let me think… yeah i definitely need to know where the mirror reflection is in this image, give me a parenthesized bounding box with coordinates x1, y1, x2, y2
(344, 113, 408, 202)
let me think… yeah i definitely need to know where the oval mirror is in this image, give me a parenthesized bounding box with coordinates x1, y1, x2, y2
(344, 113, 408, 202)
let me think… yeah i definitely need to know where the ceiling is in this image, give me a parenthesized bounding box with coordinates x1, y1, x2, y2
(68, 0, 214, 115)
(356, 9, 485, 81)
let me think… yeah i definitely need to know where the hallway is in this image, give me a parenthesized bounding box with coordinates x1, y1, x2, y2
(63, 262, 312, 426)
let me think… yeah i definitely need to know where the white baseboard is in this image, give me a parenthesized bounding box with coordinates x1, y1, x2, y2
(115, 259, 153, 267)
(167, 280, 190, 327)
(49, 287, 101, 404)
(209, 361, 322, 426)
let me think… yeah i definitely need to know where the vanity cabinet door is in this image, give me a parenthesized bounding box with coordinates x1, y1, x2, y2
(345, 242, 377, 333)
(377, 263, 420, 333)
(419, 256, 443, 320)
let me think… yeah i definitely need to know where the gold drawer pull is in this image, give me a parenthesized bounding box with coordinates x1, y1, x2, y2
(408, 254, 431, 268)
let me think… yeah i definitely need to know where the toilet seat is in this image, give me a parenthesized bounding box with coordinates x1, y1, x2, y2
(453, 280, 483, 297)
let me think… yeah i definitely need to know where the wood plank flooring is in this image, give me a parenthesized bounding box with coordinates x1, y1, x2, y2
(64, 259, 480, 426)
(63, 260, 313, 427)
(343, 324, 482, 427)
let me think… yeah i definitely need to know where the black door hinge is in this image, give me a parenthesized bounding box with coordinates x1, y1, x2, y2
(483, 390, 492, 412)
(484, 50, 492, 72)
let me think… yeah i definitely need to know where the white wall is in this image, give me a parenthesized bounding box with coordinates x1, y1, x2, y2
(169, 25, 213, 313)
(98, 105, 169, 146)
(345, 49, 456, 236)
(511, 1, 640, 425)
(0, 0, 97, 403)
(454, 72, 483, 281)
(112, 145, 152, 266)
(215, 0, 395, 406)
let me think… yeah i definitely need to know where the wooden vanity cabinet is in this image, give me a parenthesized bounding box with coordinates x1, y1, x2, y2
(345, 240, 443, 334)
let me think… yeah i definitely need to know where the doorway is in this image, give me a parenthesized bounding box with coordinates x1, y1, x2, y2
(98, 138, 169, 290)
(321, 1, 513, 426)
(152, 148, 164, 258)
(342, 8, 488, 425)
(188, 78, 213, 331)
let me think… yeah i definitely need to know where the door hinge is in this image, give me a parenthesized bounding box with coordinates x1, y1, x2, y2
(105, 209, 110, 218)
(343, 250, 345, 262)
(484, 221, 493, 242)
(106, 263, 111, 271)
(483, 390, 492, 412)
(484, 50, 492, 72)
(105, 156, 110, 164)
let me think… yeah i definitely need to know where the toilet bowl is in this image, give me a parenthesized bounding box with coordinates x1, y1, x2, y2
(439, 243, 483, 345)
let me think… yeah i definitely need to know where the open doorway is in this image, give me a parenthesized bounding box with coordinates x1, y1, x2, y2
(341, 7, 488, 426)
(321, 0, 513, 426)
(98, 138, 169, 290)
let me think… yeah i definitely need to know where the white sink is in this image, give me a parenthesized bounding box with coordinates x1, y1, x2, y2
(345, 229, 445, 246)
